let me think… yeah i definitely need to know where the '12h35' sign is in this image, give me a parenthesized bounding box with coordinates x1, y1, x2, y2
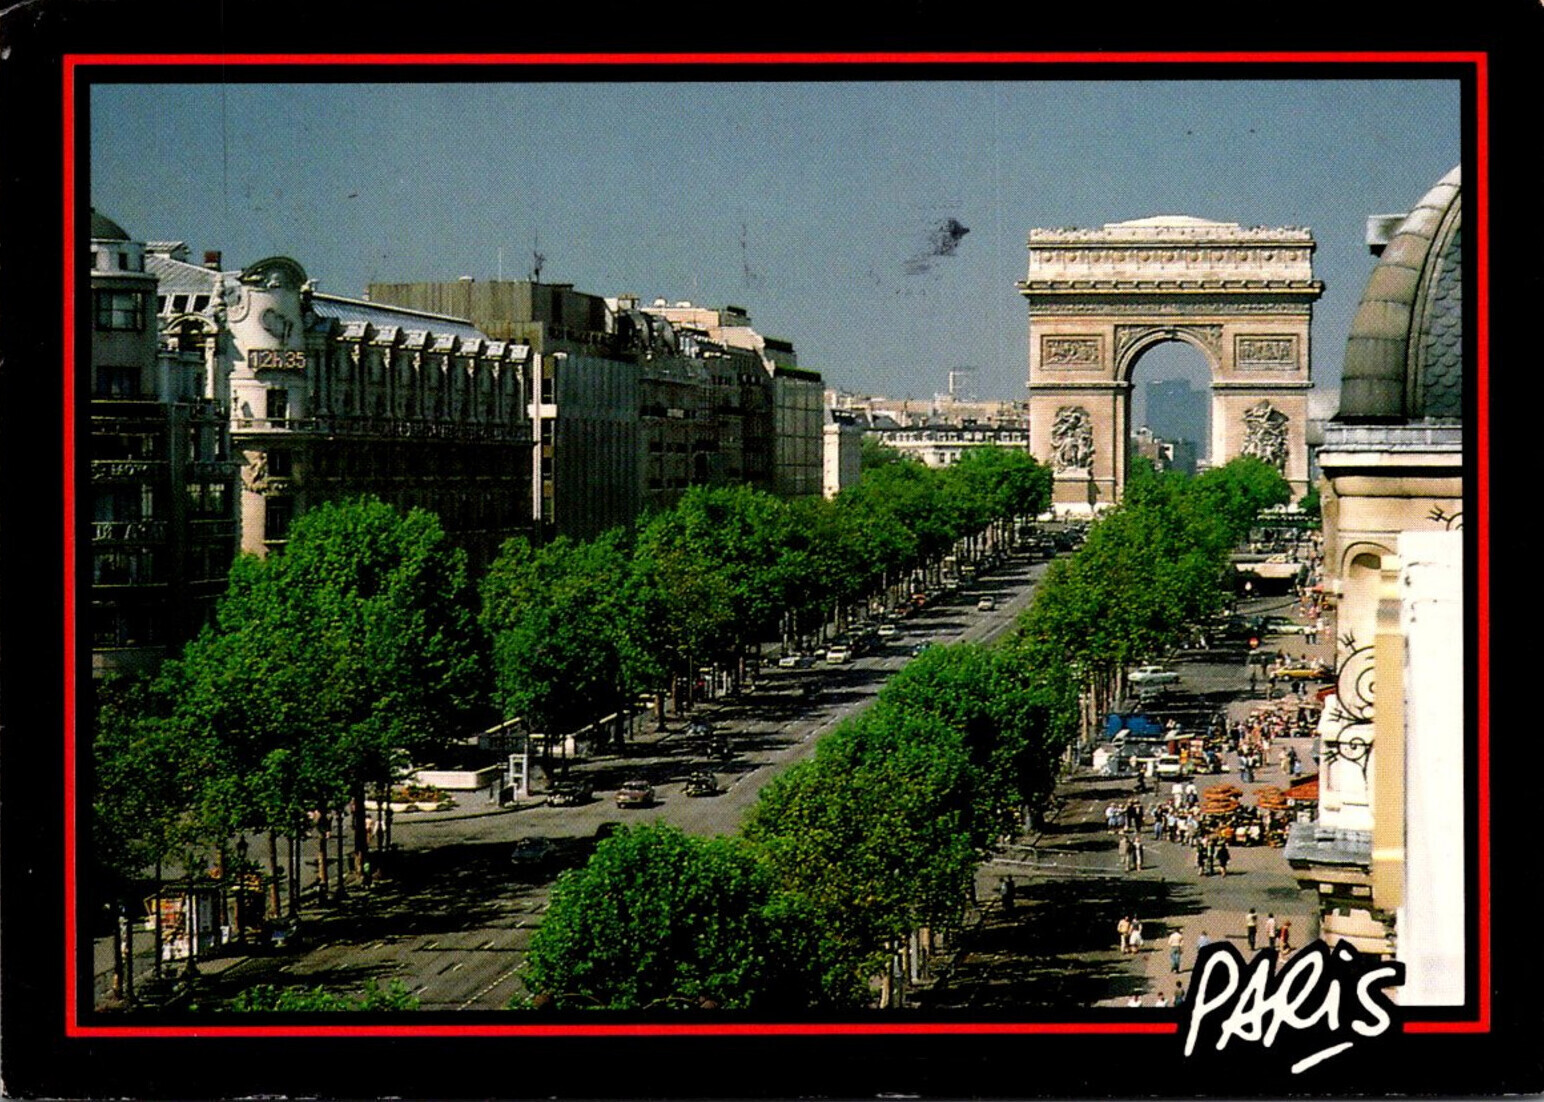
(249, 348, 307, 371)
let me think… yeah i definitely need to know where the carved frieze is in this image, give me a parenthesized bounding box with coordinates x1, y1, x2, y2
(1023, 300, 1313, 316)
(1240, 399, 1290, 472)
(1041, 336, 1103, 367)
(1236, 334, 1299, 369)
(1050, 406, 1095, 472)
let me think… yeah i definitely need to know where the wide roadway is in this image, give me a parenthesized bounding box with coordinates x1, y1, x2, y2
(173, 552, 1052, 1012)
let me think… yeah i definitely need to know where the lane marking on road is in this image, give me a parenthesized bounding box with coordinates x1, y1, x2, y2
(459, 963, 524, 1011)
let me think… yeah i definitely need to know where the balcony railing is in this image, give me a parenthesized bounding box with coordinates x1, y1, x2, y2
(92, 520, 169, 543)
(90, 458, 168, 482)
(232, 415, 531, 444)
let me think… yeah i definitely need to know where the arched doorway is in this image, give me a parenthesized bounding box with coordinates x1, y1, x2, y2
(1019, 216, 1322, 511)
(1126, 337, 1213, 477)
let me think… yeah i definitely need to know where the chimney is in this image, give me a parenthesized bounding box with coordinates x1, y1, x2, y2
(203, 250, 222, 270)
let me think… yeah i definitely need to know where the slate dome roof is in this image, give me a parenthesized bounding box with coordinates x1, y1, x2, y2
(1337, 166, 1462, 421)
(90, 208, 131, 242)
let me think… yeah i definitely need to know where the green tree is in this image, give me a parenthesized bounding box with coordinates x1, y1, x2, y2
(482, 530, 650, 737)
(522, 823, 832, 1010)
(745, 709, 976, 985)
(225, 978, 419, 1012)
(859, 436, 906, 470)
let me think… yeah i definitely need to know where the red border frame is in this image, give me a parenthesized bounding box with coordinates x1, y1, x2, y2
(63, 49, 1489, 1040)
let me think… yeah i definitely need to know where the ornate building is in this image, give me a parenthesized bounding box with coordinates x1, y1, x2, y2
(89, 212, 237, 677)
(1287, 167, 1465, 1005)
(147, 251, 536, 569)
(1020, 217, 1322, 510)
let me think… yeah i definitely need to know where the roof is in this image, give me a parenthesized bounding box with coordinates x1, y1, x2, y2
(310, 294, 488, 342)
(1283, 821, 1370, 869)
(90, 209, 131, 241)
(1338, 166, 1462, 421)
(146, 252, 222, 295)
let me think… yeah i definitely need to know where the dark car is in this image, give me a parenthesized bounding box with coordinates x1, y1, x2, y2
(546, 779, 591, 807)
(684, 770, 720, 797)
(510, 836, 556, 870)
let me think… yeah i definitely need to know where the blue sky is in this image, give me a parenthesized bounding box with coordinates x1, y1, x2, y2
(91, 78, 1460, 404)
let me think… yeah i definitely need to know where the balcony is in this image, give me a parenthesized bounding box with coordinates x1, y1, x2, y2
(92, 520, 169, 544)
(90, 458, 168, 483)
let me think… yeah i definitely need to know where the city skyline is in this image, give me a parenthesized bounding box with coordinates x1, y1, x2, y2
(91, 77, 1460, 401)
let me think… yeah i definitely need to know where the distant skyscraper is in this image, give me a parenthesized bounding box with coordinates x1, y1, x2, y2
(1145, 378, 1207, 455)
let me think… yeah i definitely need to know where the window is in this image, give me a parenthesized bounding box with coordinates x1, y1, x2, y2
(94, 290, 146, 331)
(265, 497, 294, 542)
(265, 389, 289, 424)
(188, 482, 228, 517)
(267, 449, 292, 477)
(93, 364, 142, 398)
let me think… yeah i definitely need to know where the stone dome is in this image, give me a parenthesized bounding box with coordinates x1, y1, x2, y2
(90, 208, 131, 242)
(1337, 166, 1462, 421)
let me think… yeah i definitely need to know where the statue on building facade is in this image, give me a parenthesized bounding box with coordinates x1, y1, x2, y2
(1050, 406, 1095, 471)
(1241, 400, 1289, 472)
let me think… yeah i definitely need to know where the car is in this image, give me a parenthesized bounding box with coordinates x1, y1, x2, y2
(1154, 754, 1188, 778)
(1260, 615, 1312, 636)
(1272, 661, 1333, 681)
(910, 640, 934, 657)
(778, 653, 804, 668)
(684, 770, 720, 797)
(687, 718, 714, 739)
(546, 779, 591, 807)
(825, 645, 852, 663)
(510, 836, 557, 869)
(615, 780, 655, 808)
(1130, 665, 1180, 686)
(976, 596, 996, 612)
(876, 623, 899, 639)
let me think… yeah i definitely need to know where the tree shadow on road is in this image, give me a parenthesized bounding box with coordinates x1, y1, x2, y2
(916, 875, 1208, 1010)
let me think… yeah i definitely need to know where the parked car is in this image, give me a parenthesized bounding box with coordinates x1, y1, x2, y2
(1260, 615, 1312, 636)
(684, 770, 720, 797)
(615, 780, 655, 808)
(778, 653, 805, 668)
(876, 623, 899, 639)
(546, 779, 591, 807)
(1272, 661, 1333, 681)
(687, 718, 714, 739)
(825, 645, 852, 663)
(910, 640, 934, 657)
(976, 596, 996, 612)
(1154, 754, 1189, 778)
(510, 836, 557, 869)
(1129, 665, 1180, 686)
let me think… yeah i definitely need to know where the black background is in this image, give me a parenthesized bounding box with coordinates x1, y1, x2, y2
(1, 0, 1537, 1096)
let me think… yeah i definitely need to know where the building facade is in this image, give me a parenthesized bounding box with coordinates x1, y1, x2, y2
(149, 254, 537, 570)
(1286, 167, 1465, 1005)
(89, 212, 237, 677)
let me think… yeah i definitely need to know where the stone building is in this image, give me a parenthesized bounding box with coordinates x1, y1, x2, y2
(1286, 167, 1465, 1005)
(148, 253, 537, 570)
(88, 212, 237, 677)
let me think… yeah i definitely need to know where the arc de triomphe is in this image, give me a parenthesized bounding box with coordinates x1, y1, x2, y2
(1019, 216, 1322, 511)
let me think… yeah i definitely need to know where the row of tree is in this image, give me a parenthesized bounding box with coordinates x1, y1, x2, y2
(481, 446, 1051, 735)
(521, 642, 1075, 1010)
(91, 446, 1051, 1000)
(1016, 456, 1292, 728)
(517, 456, 1290, 1011)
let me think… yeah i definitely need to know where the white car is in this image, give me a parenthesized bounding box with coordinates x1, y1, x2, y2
(1129, 665, 1180, 686)
(976, 596, 996, 612)
(876, 623, 899, 638)
(824, 645, 852, 663)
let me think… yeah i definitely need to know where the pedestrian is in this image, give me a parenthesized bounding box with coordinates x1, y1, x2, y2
(1249, 666, 1257, 695)
(1118, 832, 1132, 873)
(1169, 929, 1183, 973)
(1134, 835, 1145, 871)
(1154, 993, 1168, 1008)
(1196, 930, 1211, 954)
(1245, 908, 1258, 952)
(1117, 915, 1131, 953)
(1129, 919, 1144, 955)
(1264, 912, 1277, 948)
(1174, 980, 1186, 1006)
(1279, 920, 1293, 955)
(1127, 994, 1142, 1007)
(997, 876, 1015, 913)
(1216, 840, 1231, 877)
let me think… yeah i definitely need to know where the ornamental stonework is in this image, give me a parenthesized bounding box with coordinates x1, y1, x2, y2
(1050, 406, 1095, 472)
(1241, 400, 1290, 472)
(1236, 335, 1299, 368)
(1115, 324, 1223, 366)
(1023, 300, 1313, 316)
(1041, 336, 1102, 367)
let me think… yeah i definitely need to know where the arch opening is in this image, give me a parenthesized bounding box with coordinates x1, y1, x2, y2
(1126, 338, 1213, 477)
